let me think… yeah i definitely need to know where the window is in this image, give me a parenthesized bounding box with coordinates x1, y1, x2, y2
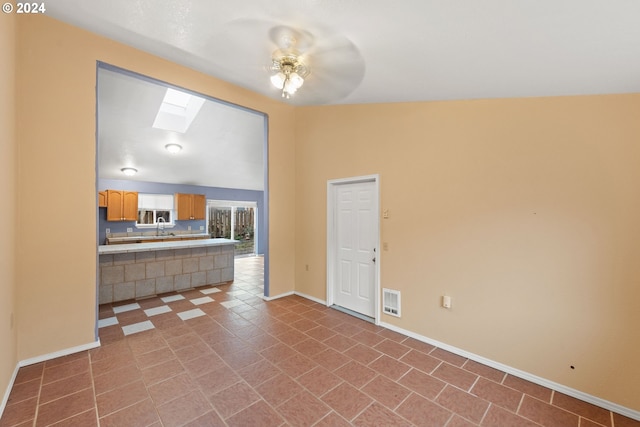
(137, 209, 172, 225)
(207, 200, 257, 255)
(137, 194, 175, 227)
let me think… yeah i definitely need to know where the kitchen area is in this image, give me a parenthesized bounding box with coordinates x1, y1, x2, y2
(97, 64, 269, 304)
(98, 188, 238, 304)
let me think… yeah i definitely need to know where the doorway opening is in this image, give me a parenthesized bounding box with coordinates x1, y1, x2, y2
(95, 63, 270, 339)
(326, 174, 381, 324)
(207, 200, 258, 257)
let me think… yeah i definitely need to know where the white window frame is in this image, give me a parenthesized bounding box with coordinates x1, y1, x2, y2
(136, 193, 176, 229)
(206, 200, 258, 244)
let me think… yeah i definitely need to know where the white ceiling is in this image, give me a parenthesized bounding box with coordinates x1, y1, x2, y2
(98, 68, 266, 190)
(48, 0, 640, 105)
(51, 1, 640, 191)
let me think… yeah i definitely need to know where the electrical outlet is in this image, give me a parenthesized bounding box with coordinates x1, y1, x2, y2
(383, 242, 389, 251)
(105, 228, 110, 234)
(199, 226, 204, 231)
(126, 228, 133, 233)
(383, 209, 390, 219)
(305, 264, 309, 271)
(188, 226, 192, 231)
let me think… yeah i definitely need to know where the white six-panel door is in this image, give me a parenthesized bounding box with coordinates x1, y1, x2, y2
(333, 180, 377, 318)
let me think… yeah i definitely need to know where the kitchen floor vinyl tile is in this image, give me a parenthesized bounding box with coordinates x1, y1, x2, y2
(199, 287, 221, 294)
(112, 302, 141, 314)
(190, 296, 214, 305)
(143, 305, 172, 317)
(121, 320, 155, 336)
(98, 317, 118, 328)
(160, 294, 185, 303)
(177, 308, 206, 320)
(220, 300, 244, 309)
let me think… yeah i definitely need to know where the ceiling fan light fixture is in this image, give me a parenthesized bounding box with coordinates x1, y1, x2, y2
(270, 50, 309, 99)
(121, 167, 138, 176)
(270, 72, 286, 89)
(289, 72, 304, 89)
(165, 143, 182, 153)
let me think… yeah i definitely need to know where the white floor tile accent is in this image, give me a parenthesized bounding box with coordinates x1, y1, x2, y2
(98, 317, 119, 328)
(161, 295, 185, 303)
(200, 287, 221, 295)
(220, 300, 244, 309)
(113, 303, 141, 314)
(226, 290, 247, 296)
(144, 305, 172, 317)
(190, 296, 214, 306)
(122, 320, 155, 336)
(177, 308, 206, 320)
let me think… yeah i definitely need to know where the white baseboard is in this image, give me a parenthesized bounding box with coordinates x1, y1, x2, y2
(0, 363, 19, 420)
(18, 339, 101, 368)
(263, 290, 327, 305)
(1, 339, 101, 420)
(294, 291, 326, 305)
(289, 292, 639, 421)
(262, 290, 294, 301)
(378, 321, 640, 422)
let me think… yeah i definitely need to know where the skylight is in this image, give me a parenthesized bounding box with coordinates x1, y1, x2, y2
(152, 88, 205, 133)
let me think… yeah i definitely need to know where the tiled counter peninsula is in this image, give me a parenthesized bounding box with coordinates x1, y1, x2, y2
(98, 238, 237, 304)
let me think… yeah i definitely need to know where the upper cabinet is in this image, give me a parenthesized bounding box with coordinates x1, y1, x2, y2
(106, 190, 138, 221)
(98, 191, 107, 208)
(176, 193, 206, 220)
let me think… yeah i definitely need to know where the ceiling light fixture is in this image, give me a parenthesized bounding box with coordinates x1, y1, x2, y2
(121, 167, 137, 176)
(270, 49, 309, 99)
(165, 143, 182, 153)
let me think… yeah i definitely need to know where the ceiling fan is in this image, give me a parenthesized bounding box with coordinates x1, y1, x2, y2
(210, 20, 366, 105)
(268, 26, 312, 99)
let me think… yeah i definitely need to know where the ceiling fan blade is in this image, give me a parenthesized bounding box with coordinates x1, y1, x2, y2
(206, 19, 365, 105)
(292, 35, 365, 104)
(269, 25, 314, 53)
(206, 19, 274, 74)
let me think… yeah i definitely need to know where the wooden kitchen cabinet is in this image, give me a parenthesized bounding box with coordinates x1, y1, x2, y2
(106, 190, 138, 221)
(98, 191, 107, 208)
(175, 193, 206, 220)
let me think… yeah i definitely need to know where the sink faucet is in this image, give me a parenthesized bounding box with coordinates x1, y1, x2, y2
(157, 217, 166, 236)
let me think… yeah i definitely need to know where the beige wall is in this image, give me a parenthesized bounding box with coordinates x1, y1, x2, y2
(0, 12, 17, 405)
(295, 96, 640, 411)
(14, 16, 296, 361)
(7, 12, 640, 416)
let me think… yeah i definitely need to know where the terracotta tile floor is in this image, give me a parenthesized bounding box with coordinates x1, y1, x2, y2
(2, 255, 639, 426)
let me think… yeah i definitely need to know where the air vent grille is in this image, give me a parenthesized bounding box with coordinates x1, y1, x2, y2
(382, 288, 401, 317)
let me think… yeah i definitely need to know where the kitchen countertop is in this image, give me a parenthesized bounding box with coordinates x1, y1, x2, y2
(98, 238, 238, 255)
(106, 233, 210, 243)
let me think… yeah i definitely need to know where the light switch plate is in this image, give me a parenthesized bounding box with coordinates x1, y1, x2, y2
(442, 295, 452, 309)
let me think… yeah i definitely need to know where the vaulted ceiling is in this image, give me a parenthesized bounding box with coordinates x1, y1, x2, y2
(48, 1, 640, 190)
(48, 0, 640, 105)
(97, 68, 266, 191)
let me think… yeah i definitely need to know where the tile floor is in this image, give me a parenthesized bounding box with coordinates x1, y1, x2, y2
(1, 255, 639, 427)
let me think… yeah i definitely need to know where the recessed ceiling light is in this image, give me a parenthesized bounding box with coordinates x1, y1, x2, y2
(165, 143, 182, 154)
(121, 167, 138, 176)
